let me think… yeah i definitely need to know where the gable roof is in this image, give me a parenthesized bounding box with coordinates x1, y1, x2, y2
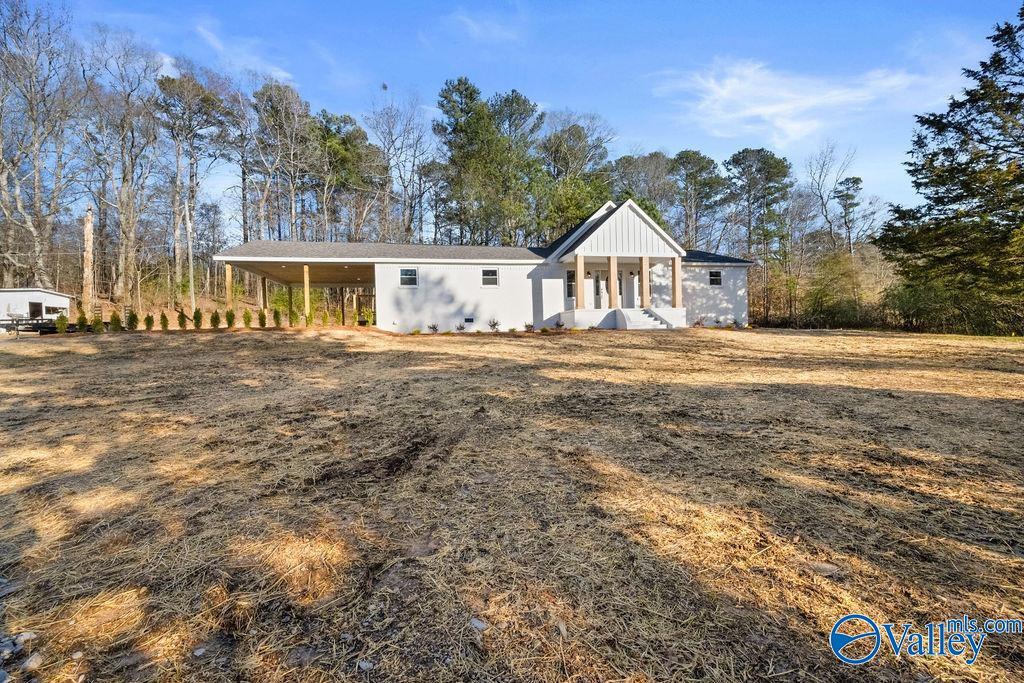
(547, 199, 686, 261)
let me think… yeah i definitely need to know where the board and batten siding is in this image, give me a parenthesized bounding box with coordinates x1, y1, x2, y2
(374, 262, 565, 333)
(573, 205, 679, 258)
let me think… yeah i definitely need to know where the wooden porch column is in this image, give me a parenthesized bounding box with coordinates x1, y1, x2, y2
(640, 256, 651, 308)
(672, 256, 683, 308)
(303, 264, 311, 319)
(224, 263, 233, 309)
(574, 253, 585, 310)
(259, 276, 268, 312)
(607, 255, 618, 308)
(287, 285, 293, 322)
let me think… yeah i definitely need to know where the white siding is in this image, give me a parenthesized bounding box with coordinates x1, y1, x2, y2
(0, 289, 71, 320)
(574, 204, 679, 257)
(680, 266, 748, 326)
(374, 262, 565, 332)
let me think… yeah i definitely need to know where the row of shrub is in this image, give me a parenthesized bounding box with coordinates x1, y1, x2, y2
(54, 307, 362, 333)
(410, 319, 571, 334)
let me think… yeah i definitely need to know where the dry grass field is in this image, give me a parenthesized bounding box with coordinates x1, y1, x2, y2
(0, 327, 1022, 682)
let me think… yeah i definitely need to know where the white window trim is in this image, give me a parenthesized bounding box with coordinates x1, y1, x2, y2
(709, 270, 723, 286)
(481, 268, 499, 287)
(399, 267, 419, 288)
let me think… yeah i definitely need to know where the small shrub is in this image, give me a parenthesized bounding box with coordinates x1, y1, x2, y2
(192, 308, 203, 329)
(488, 318, 500, 332)
(125, 310, 139, 331)
(455, 322, 466, 333)
(259, 309, 268, 328)
(272, 308, 282, 327)
(508, 327, 517, 333)
(177, 310, 187, 329)
(359, 307, 375, 325)
(144, 314, 154, 331)
(210, 310, 221, 329)
(539, 327, 550, 334)
(242, 309, 252, 328)
(334, 309, 343, 325)
(321, 310, 329, 326)
(55, 312, 69, 333)
(441, 331, 453, 336)
(554, 320, 565, 330)
(524, 323, 534, 332)
(160, 311, 169, 331)
(91, 313, 104, 333)
(109, 311, 122, 331)
(410, 328, 421, 335)
(76, 310, 87, 332)
(288, 309, 296, 327)
(692, 316, 705, 328)
(427, 323, 439, 333)
(225, 309, 236, 328)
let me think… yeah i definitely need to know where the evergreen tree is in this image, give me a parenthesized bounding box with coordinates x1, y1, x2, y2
(877, 6, 1024, 332)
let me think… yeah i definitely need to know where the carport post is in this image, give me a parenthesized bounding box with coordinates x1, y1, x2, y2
(303, 264, 311, 319)
(225, 263, 233, 309)
(259, 276, 268, 312)
(287, 285, 293, 324)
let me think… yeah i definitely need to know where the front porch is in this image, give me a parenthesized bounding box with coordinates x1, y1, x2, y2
(559, 254, 687, 329)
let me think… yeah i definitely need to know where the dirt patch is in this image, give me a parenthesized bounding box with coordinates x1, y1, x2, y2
(0, 327, 1022, 681)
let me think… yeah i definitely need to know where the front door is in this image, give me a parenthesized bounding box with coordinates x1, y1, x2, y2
(28, 301, 42, 319)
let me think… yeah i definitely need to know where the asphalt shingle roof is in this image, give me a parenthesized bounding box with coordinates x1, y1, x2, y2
(218, 240, 551, 261)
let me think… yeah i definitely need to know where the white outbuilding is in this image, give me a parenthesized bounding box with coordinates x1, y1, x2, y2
(0, 288, 72, 321)
(214, 200, 753, 332)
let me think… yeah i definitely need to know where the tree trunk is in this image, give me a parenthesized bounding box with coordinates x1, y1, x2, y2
(82, 207, 95, 314)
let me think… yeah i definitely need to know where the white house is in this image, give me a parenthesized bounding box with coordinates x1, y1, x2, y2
(0, 288, 72, 320)
(214, 200, 752, 332)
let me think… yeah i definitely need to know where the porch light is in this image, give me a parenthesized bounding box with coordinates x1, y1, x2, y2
(586, 271, 591, 277)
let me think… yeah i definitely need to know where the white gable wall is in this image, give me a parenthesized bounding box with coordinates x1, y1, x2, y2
(572, 204, 680, 258)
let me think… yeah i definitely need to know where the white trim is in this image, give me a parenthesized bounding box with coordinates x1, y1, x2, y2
(212, 255, 542, 265)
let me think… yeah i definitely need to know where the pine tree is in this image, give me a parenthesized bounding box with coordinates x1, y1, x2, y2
(877, 6, 1024, 333)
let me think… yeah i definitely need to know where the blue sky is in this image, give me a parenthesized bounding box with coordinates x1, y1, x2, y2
(75, 0, 1020, 207)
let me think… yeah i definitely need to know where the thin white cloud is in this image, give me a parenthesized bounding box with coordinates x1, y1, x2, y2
(653, 58, 925, 146)
(195, 21, 292, 81)
(308, 41, 364, 90)
(446, 9, 520, 43)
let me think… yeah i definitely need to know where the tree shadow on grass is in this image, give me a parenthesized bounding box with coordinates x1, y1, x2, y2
(0, 331, 1021, 680)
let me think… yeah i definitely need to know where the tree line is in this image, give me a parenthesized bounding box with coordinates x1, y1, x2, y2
(2, 0, 1020, 333)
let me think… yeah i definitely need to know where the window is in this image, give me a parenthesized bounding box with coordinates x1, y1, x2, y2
(399, 268, 418, 287)
(28, 301, 42, 318)
(44, 306, 66, 315)
(566, 270, 576, 298)
(709, 270, 723, 286)
(481, 268, 498, 287)
(464, 317, 475, 324)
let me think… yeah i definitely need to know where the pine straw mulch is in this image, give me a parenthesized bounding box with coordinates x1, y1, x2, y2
(0, 327, 1022, 682)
